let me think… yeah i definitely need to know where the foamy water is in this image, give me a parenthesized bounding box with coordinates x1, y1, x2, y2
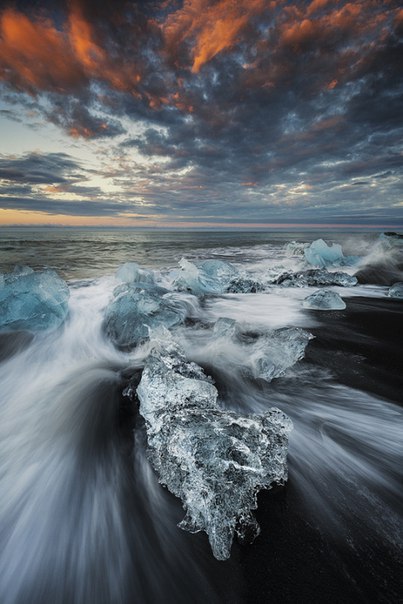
(0, 230, 402, 602)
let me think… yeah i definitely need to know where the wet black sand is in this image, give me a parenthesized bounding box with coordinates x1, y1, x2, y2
(240, 296, 403, 604)
(306, 297, 403, 405)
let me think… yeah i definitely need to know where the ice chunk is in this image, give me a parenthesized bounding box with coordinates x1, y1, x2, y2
(116, 262, 155, 284)
(212, 317, 239, 338)
(303, 289, 346, 310)
(102, 284, 191, 349)
(201, 259, 238, 282)
(174, 258, 238, 295)
(0, 266, 69, 332)
(276, 268, 357, 287)
(388, 282, 403, 299)
(201, 320, 313, 383)
(135, 330, 292, 560)
(304, 238, 351, 268)
(249, 327, 313, 381)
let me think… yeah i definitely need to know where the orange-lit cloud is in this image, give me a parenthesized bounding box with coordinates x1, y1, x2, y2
(0, 7, 141, 96)
(0, 9, 83, 93)
(162, 0, 267, 73)
(68, 7, 141, 92)
(306, 0, 330, 17)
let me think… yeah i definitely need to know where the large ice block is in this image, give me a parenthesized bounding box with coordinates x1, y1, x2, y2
(135, 329, 292, 560)
(174, 258, 238, 295)
(304, 238, 353, 268)
(0, 266, 69, 332)
(102, 284, 190, 349)
(116, 262, 155, 285)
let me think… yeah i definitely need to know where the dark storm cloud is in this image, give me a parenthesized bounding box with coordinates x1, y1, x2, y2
(0, 152, 82, 184)
(0, 1, 402, 224)
(0, 194, 150, 217)
(45, 97, 126, 139)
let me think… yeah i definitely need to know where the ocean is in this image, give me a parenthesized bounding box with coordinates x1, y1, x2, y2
(0, 228, 402, 604)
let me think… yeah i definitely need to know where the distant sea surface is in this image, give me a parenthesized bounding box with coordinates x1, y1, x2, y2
(0, 227, 378, 279)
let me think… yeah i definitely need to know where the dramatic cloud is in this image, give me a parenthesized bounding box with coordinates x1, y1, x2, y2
(0, 152, 83, 184)
(0, 0, 402, 226)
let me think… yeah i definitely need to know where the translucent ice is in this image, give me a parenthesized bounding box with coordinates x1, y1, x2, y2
(276, 268, 357, 287)
(304, 239, 350, 268)
(212, 317, 240, 338)
(174, 258, 238, 295)
(135, 329, 292, 560)
(249, 327, 314, 381)
(116, 262, 155, 285)
(388, 282, 403, 299)
(195, 319, 313, 383)
(102, 284, 191, 349)
(303, 289, 346, 310)
(202, 259, 238, 282)
(0, 266, 69, 332)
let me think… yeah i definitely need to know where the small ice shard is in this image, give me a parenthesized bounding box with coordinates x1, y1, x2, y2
(303, 289, 346, 310)
(276, 268, 357, 287)
(0, 266, 69, 332)
(304, 238, 352, 268)
(116, 262, 155, 285)
(388, 282, 403, 298)
(135, 329, 292, 560)
(174, 258, 238, 295)
(249, 327, 314, 381)
(102, 284, 191, 349)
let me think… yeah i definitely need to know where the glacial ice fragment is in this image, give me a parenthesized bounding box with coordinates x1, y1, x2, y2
(388, 282, 403, 299)
(102, 284, 191, 349)
(174, 258, 238, 295)
(304, 239, 357, 268)
(303, 289, 346, 310)
(0, 266, 69, 332)
(249, 327, 314, 381)
(206, 320, 313, 382)
(276, 268, 357, 287)
(135, 329, 292, 560)
(212, 317, 239, 338)
(116, 262, 155, 285)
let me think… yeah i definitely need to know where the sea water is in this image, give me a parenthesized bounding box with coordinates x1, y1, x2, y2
(0, 228, 402, 603)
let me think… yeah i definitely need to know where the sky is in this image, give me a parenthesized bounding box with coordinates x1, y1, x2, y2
(0, 0, 402, 229)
